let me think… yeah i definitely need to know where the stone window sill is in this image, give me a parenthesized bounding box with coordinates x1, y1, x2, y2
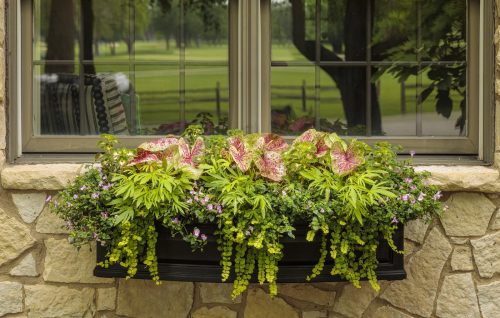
(1, 163, 499, 192)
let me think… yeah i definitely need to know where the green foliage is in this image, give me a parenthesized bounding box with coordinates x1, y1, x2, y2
(49, 126, 443, 298)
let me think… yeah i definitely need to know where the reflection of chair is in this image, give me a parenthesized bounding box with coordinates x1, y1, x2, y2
(40, 73, 136, 135)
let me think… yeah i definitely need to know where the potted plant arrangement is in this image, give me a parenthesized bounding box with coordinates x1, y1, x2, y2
(48, 125, 443, 298)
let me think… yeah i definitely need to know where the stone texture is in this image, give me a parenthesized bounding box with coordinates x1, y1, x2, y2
(279, 284, 335, 306)
(97, 288, 117, 311)
(11, 192, 47, 223)
(491, 210, 500, 230)
(449, 237, 469, 244)
(404, 219, 429, 244)
(1, 164, 82, 190)
(43, 238, 113, 283)
(381, 227, 452, 317)
(25, 285, 95, 318)
(199, 283, 241, 304)
(116, 279, 193, 318)
(477, 281, 500, 318)
(9, 253, 39, 277)
(0, 282, 23, 316)
(369, 306, 412, 318)
(471, 231, 500, 278)
(35, 206, 69, 234)
(441, 193, 495, 236)
(244, 288, 299, 318)
(333, 282, 378, 318)
(192, 306, 237, 318)
(302, 311, 328, 318)
(450, 245, 474, 271)
(436, 273, 480, 318)
(0, 209, 36, 266)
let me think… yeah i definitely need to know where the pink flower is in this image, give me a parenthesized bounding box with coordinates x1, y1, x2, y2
(391, 216, 399, 224)
(193, 228, 200, 238)
(404, 178, 413, 183)
(330, 143, 363, 175)
(433, 191, 443, 201)
(200, 234, 207, 241)
(207, 204, 213, 210)
(45, 195, 52, 203)
(417, 192, 426, 201)
(400, 194, 410, 201)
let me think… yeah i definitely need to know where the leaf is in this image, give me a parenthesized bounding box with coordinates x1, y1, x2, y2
(417, 84, 435, 104)
(436, 89, 453, 118)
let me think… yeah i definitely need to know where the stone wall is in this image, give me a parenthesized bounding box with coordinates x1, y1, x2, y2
(0, 1, 499, 318)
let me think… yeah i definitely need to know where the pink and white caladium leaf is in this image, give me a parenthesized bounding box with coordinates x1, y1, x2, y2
(228, 136, 252, 172)
(330, 142, 364, 176)
(256, 133, 289, 153)
(137, 137, 179, 153)
(295, 129, 318, 143)
(295, 129, 328, 158)
(178, 137, 205, 167)
(255, 151, 286, 182)
(315, 137, 329, 158)
(128, 152, 160, 166)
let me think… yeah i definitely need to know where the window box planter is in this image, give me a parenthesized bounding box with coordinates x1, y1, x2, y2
(94, 223, 405, 283)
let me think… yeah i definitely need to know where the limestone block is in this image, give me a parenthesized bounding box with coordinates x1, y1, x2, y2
(244, 288, 299, 318)
(43, 238, 113, 284)
(25, 285, 95, 318)
(436, 273, 480, 318)
(450, 245, 474, 271)
(9, 253, 38, 277)
(491, 211, 500, 230)
(333, 282, 378, 318)
(404, 219, 429, 244)
(302, 311, 327, 318)
(199, 283, 241, 304)
(0, 282, 23, 317)
(0, 209, 36, 266)
(97, 288, 117, 311)
(449, 237, 469, 244)
(192, 306, 237, 318)
(441, 193, 495, 236)
(381, 227, 452, 317)
(414, 166, 500, 193)
(35, 206, 68, 234)
(278, 284, 335, 307)
(477, 281, 500, 318)
(471, 231, 500, 278)
(369, 306, 412, 318)
(116, 279, 193, 318)
(1, 164, 81, 190)
(11, 192, 47, 223)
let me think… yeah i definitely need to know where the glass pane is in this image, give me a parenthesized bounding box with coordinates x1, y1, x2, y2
(271, 67, 316, 134)
(319, 66, 368, 136)
(320, 0, 366, 62)
(371, 0, 417, 61)
(420, 64, 466, 136)
(271, 0, 315, 62)
(34, 0, 80, 62)
(184, 2, 229, 62)
(185, 66, 229, 134)
(378, 71, 417, 136)
(135, 1, 179, 61)
(134, 65, 180, 135)
(92, 0, 131, 63)
(420, 0, 466, 62)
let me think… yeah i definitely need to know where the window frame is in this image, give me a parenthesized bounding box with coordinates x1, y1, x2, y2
(6, 0, 496, 163)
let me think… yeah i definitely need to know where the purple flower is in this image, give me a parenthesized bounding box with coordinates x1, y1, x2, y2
(204, 196, 209, 203)
(193, 228, 200, 238)
(66, 221, 74, 230)
(102, 183, 112, 191)
(172, 217, 180, 224)
(409, 150, 416, 157)
(187, 198, 193, 204)
(417, 192, 426, 202)
(400, 194, 410, 201)
(404, 178, 413, 184)
(101, 211, 109, 219)
(200, 234, 207, 241)
(391, 217, 399, 224)
(73, 194, 79, 200)
(80, 185, 88, 191)
(92, 232, 99, 240)
(410, 185, 417, 191)
(66, 202, 72, 208)
(45, 195, 52, 203)
(190, 190, 196, 195)
(216, 205, 222, 214)
(91, 192, 100, 199)
(194, 195, 199, 201)
(207, 204, 213, 211)
(433, 191, 443, 201)
(411, 199, 416, 204)
(54, 200, 59, 207)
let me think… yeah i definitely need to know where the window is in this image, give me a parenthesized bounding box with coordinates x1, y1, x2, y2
(7, 0, 495, 161)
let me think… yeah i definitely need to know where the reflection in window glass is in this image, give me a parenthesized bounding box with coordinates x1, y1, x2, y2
(271, 0, 467, 137)
(33, 0, 229, 136)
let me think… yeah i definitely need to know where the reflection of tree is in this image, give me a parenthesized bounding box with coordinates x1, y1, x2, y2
(45, 0, 76, 74)
(288, 0, 466, 134)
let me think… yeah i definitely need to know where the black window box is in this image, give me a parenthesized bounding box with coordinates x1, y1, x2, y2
(94, 224, 406, 283)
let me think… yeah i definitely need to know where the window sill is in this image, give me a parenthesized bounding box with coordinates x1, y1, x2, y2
(1, 162, 499, 192)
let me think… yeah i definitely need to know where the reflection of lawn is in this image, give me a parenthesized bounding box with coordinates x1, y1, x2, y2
(38, 41, 464, 127)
